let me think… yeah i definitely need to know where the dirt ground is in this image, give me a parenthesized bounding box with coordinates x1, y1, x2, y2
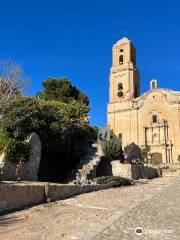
(0, 176, 179, 240)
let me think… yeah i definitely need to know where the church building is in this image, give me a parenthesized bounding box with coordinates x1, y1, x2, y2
(107, 37, 180, 164)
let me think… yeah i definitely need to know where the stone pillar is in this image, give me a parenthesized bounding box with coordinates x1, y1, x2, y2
(21, 133, 41, 181)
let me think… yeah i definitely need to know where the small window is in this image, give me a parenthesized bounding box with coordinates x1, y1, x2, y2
(119, 55, 123, 64)
(118, 83, 123, 91)
(152, 115, 157, 123)
(120, 49, 123, 52)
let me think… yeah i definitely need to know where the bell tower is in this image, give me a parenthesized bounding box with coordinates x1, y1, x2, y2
(109, 37, 140, 103)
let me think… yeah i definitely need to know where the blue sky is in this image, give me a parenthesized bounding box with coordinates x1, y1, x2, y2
(0, 0, 179, 126)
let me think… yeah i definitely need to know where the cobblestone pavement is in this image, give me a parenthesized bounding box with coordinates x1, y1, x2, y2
(0, 176, 180, 240)
(94, 177, 180, 240)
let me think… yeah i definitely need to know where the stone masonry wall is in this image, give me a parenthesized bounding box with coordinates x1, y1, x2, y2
(111, 161, 132, 179)
(0, 182, 114, 213)
(111, 161, 158, 180)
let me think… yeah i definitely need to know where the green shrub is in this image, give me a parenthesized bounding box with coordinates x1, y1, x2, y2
(132, 159, 143, 165)
(93, 176, 132, 186)
(4, 139, 30, 163)
(101, 136, 122, 160)
(124, 143, 142, 163)
(0, 96, 95, 181)
(0, 130, 30, 163)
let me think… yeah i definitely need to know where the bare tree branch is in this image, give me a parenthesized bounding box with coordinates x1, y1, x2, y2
(0, 59, 30, 117)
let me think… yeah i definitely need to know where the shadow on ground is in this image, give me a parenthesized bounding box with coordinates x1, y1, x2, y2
(0, 215, 26, 227)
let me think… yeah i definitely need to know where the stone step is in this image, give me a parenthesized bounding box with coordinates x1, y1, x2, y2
(66, 143, 103, 183)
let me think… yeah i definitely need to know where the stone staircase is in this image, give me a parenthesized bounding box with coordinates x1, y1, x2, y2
(67, 143, 103, 184)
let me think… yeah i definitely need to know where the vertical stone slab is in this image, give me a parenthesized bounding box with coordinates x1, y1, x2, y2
(111, 161, 133, 179)
(21, 133, 41, 181)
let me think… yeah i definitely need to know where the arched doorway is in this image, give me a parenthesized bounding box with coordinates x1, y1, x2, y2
(151, 153, 162, 164)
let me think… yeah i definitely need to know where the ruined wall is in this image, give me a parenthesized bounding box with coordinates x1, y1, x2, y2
(111, 161, 158, 180)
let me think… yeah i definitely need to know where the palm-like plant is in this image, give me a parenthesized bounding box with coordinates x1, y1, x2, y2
(101, 136, 122, 160)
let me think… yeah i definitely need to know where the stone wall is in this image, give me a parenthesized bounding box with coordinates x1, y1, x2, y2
(111, 161, 132, 179)
(144, 166, 158, 179)
(111, 161, 158, 180)
(0, 182, 114, 213)
(0, 182, 45, 213)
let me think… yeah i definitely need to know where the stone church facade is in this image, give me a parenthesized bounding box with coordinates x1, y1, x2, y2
(107, 37, 180, 164)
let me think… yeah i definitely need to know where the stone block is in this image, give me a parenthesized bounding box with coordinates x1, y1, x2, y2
(111, 161, 158, 180)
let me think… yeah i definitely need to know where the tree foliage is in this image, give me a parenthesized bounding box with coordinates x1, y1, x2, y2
(0, 129, 30, 164)
(0, 70, 97, 182)
(36, 77, 89, 106)
(0, 59, 30, 117)
(124, 143, 142, 163)
(0, 96, 96, 181)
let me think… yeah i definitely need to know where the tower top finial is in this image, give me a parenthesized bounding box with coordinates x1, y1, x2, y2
(150, 79, 158, 90)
